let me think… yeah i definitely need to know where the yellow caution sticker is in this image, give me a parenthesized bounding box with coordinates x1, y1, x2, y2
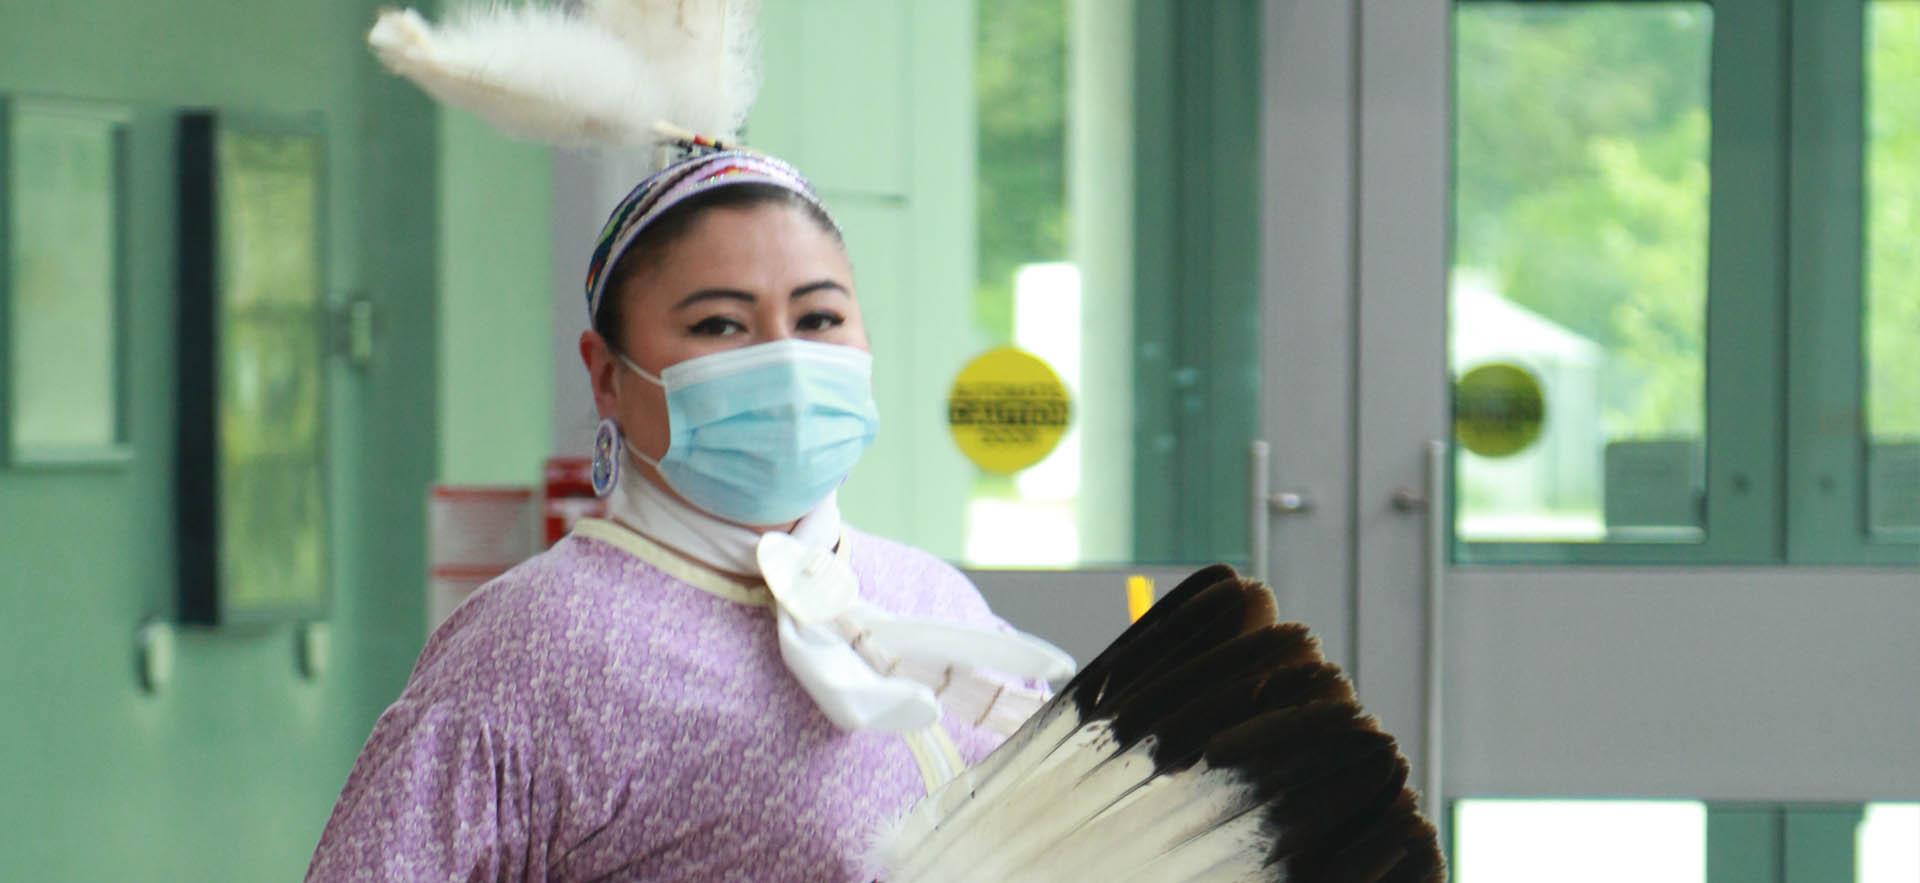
(1453, 362, 1547, 458)
(947, 347, 1072, 474)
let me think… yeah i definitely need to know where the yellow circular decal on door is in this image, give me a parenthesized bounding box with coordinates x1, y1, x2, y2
(947, 348, 1072, 474)
(1453, 362, 1547, 458)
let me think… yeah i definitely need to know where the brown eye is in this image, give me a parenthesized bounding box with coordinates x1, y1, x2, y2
(689, 316, 747, 336)
(797, 312, 845, 333)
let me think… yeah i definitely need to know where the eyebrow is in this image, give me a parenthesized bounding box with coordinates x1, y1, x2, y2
(790, 280, 850, 300)
(675, 288, 756, 309)
(674, 280, 849, 309)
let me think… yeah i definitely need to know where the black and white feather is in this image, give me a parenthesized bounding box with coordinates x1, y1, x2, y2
(870, 566, 1446, 883)
(367, 0, 760, 147)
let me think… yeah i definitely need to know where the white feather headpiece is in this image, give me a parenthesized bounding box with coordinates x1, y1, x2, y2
(368, 0, 762, 150)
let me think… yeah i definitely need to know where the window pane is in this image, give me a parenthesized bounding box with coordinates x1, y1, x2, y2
(1859, 803, 1920, 883)
(1451, 3, 1712, 545)
(1866, 2, 1920, 537)
(1454, 799, 1706, 883)
(968, 0, 1079, 566)
(6, 106, 121, 454)
(960, 0, 1148, 568)
(215, 129, 327, 613)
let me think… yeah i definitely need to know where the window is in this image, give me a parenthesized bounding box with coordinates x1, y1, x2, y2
(967, 0, 1086, 567)
(958, 0, 1261, 568)
(1866, 2, 1920, 540)
(1451, 0, 1918, 564)
(1452, 3, 1713, 548)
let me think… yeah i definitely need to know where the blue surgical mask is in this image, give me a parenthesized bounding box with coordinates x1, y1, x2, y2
(617, 339, 880, 526)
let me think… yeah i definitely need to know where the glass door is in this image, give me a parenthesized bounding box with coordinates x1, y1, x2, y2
(1326, 0, 1920, 879)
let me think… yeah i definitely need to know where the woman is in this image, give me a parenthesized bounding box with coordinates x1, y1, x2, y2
(306, 146, 1066, 881)
(312, 5, 1075, 877)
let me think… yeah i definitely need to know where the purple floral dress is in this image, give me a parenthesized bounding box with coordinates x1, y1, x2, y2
(306, 523, 1013, 882)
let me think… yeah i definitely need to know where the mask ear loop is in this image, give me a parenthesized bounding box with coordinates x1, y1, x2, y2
(608, 349, 671, 482)
(613, 350, 665, 388)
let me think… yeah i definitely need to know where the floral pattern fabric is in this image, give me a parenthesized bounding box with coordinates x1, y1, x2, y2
(306, 527, 1011, 882)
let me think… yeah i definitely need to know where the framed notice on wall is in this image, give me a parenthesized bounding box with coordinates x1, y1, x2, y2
(0, 98, 131, 466)
(177, 111, 330, 626)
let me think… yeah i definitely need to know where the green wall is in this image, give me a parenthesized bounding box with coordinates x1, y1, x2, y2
(0, 1, 549, 877)
(437, 110, 553, 486)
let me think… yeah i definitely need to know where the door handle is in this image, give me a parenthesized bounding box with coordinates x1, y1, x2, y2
(1390, 487, 1428, 513)
(1248, 441, 1315, 584)
(1270, 490, 1314, 514)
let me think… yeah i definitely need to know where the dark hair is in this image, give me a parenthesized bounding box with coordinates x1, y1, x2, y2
(592, 182, 843, 352)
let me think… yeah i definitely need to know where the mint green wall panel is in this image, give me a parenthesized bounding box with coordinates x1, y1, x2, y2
(351, 12, 442, 737)
(438, 109, 554, 486)
(756, 0, 910, 195)
(0, 1, 440, 878)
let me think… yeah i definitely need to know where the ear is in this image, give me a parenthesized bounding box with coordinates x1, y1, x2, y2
(579, 329, 622, 420)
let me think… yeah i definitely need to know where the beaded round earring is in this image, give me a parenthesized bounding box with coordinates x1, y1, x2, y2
(591, 417, 622, 498)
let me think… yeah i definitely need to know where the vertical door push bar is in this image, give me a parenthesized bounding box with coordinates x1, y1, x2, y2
(1391, 440, 1450, 842)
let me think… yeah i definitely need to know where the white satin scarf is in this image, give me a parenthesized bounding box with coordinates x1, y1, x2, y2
(609, 474, 1072, 732)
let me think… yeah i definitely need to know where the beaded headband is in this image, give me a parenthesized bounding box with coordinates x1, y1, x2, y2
(582, 142, 836, 324)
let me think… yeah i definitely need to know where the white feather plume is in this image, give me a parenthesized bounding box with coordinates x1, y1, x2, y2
(586, 0, 761, 140)
(367, 0, 761, 149)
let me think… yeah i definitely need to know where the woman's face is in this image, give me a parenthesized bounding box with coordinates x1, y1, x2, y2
(580, 200, 866, 513)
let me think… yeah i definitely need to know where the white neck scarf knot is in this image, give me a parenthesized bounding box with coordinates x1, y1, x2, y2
(611, 474, 1072, 732)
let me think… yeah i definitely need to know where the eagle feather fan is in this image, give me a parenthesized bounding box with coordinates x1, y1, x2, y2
(867, 566, 1446, 882)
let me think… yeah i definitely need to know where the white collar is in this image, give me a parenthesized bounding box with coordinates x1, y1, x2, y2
(606, 471, 842, 576)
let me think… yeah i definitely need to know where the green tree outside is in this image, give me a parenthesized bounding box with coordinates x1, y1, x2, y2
(1869, 4, 1920, 439)
(1459, 2, 1919, 442)
(975, 0, 1068, 344)
(1455, 4, 1712, 440)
